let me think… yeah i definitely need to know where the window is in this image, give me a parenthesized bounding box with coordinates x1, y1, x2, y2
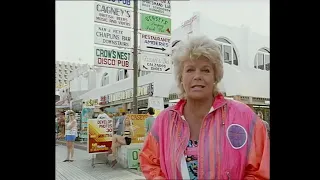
(116, 69, 129, 81)
(139, 71, 151, 77)
(215, 37, 239, 66)
(254, 55, 258, 68)
(265, 54, 270, 71)
(223, 45, 232, 65)
(233, 49, 238, 65)
(258, 53, 264, 70)
(254, 48, 270, 71)
(101, 72, 109, 86)
(218, 44, 223, 54)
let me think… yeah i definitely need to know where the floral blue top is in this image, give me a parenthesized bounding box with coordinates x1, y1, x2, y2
(185, 140, 198, 180)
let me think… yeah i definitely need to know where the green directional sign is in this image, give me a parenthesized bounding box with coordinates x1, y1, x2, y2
(140, 13, 171, 35)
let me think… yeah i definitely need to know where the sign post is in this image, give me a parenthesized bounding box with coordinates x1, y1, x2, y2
(133, 0, 139, 113)
(137, 0, 172, 113)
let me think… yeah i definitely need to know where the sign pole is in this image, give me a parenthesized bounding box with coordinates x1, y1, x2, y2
(133, 0, 138, 114)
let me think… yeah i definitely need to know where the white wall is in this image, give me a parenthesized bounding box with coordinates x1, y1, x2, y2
(79, 71, 173, 101)
(56, 1, 95, 65)
(75, 10, 269, 100)
(170, 12, 269, 98)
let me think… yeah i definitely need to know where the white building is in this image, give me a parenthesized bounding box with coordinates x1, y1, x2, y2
(56, 61, 83, 89)
(55, 61, 95, 103)
(70, 12, 269, 113)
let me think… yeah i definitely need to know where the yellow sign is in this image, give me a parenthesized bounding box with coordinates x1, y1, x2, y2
(84, 99, 99, 107)
(87, 119, 113, 154)
(126, 114, 148, 143)
(154, 109, 161, 116)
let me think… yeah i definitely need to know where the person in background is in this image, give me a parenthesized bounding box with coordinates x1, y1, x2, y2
(258, 111, 270, 138)
(115, 112, 126, 135)
(63, 110, 78, 162)
(139, 36, 269, 180)
(94, 105, 111, 120)
(144, 107, 155, 136)
(57, 111, 65, 139)
(109, 116, 134, 167)
(55, 115, 59, 144)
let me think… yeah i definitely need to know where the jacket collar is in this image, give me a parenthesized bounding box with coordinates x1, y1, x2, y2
(173, 93, 227, 115)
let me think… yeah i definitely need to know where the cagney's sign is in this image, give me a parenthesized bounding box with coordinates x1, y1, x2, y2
(94, 1, 132, 28)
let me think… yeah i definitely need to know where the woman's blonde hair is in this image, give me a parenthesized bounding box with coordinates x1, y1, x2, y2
(172, 36, 224, 99)
(124, 117, 134, 136)
(65, 110, 75, 123)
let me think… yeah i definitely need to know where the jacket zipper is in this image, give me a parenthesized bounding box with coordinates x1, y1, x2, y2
(226, 171, 230, 180)
(169, 112, 189, 179)
(170, 101, 227, 179)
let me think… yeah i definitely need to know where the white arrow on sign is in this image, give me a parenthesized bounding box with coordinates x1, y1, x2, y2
(140, 33, 171, 55)
(139, 52, 172, 74)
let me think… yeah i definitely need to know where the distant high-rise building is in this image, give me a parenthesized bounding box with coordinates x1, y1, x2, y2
(55, 61, 84, 89)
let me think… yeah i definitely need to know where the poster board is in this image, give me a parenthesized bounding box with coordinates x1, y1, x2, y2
(87, 118, 113, 154)
(80, 107, 94, 140)
(126, 114, 148, 143)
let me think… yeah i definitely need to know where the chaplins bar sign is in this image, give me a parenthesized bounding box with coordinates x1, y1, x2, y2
(100, 83, 154, 104)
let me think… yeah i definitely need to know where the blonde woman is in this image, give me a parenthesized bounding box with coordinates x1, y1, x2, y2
(110, 116, 134, 167)
(63, 110, 77, 162)
(139, 36, 270, 179)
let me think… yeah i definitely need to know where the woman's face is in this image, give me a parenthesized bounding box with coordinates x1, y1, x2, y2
(125, 118, 130, 126)
(69, 114, 75, 121)
(182, 56, 215, 100)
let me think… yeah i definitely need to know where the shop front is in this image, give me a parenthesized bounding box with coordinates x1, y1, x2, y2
(97, 83, 154, 113)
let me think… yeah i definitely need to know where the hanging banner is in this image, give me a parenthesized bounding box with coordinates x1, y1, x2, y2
(87, 118, 113, 154)
(126, 114, 148, 143)
(148, 96, 164, 117)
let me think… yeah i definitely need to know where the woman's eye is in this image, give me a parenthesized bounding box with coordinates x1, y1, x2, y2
(202, 69, 210, 73)
(186, 69, 194, 72)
